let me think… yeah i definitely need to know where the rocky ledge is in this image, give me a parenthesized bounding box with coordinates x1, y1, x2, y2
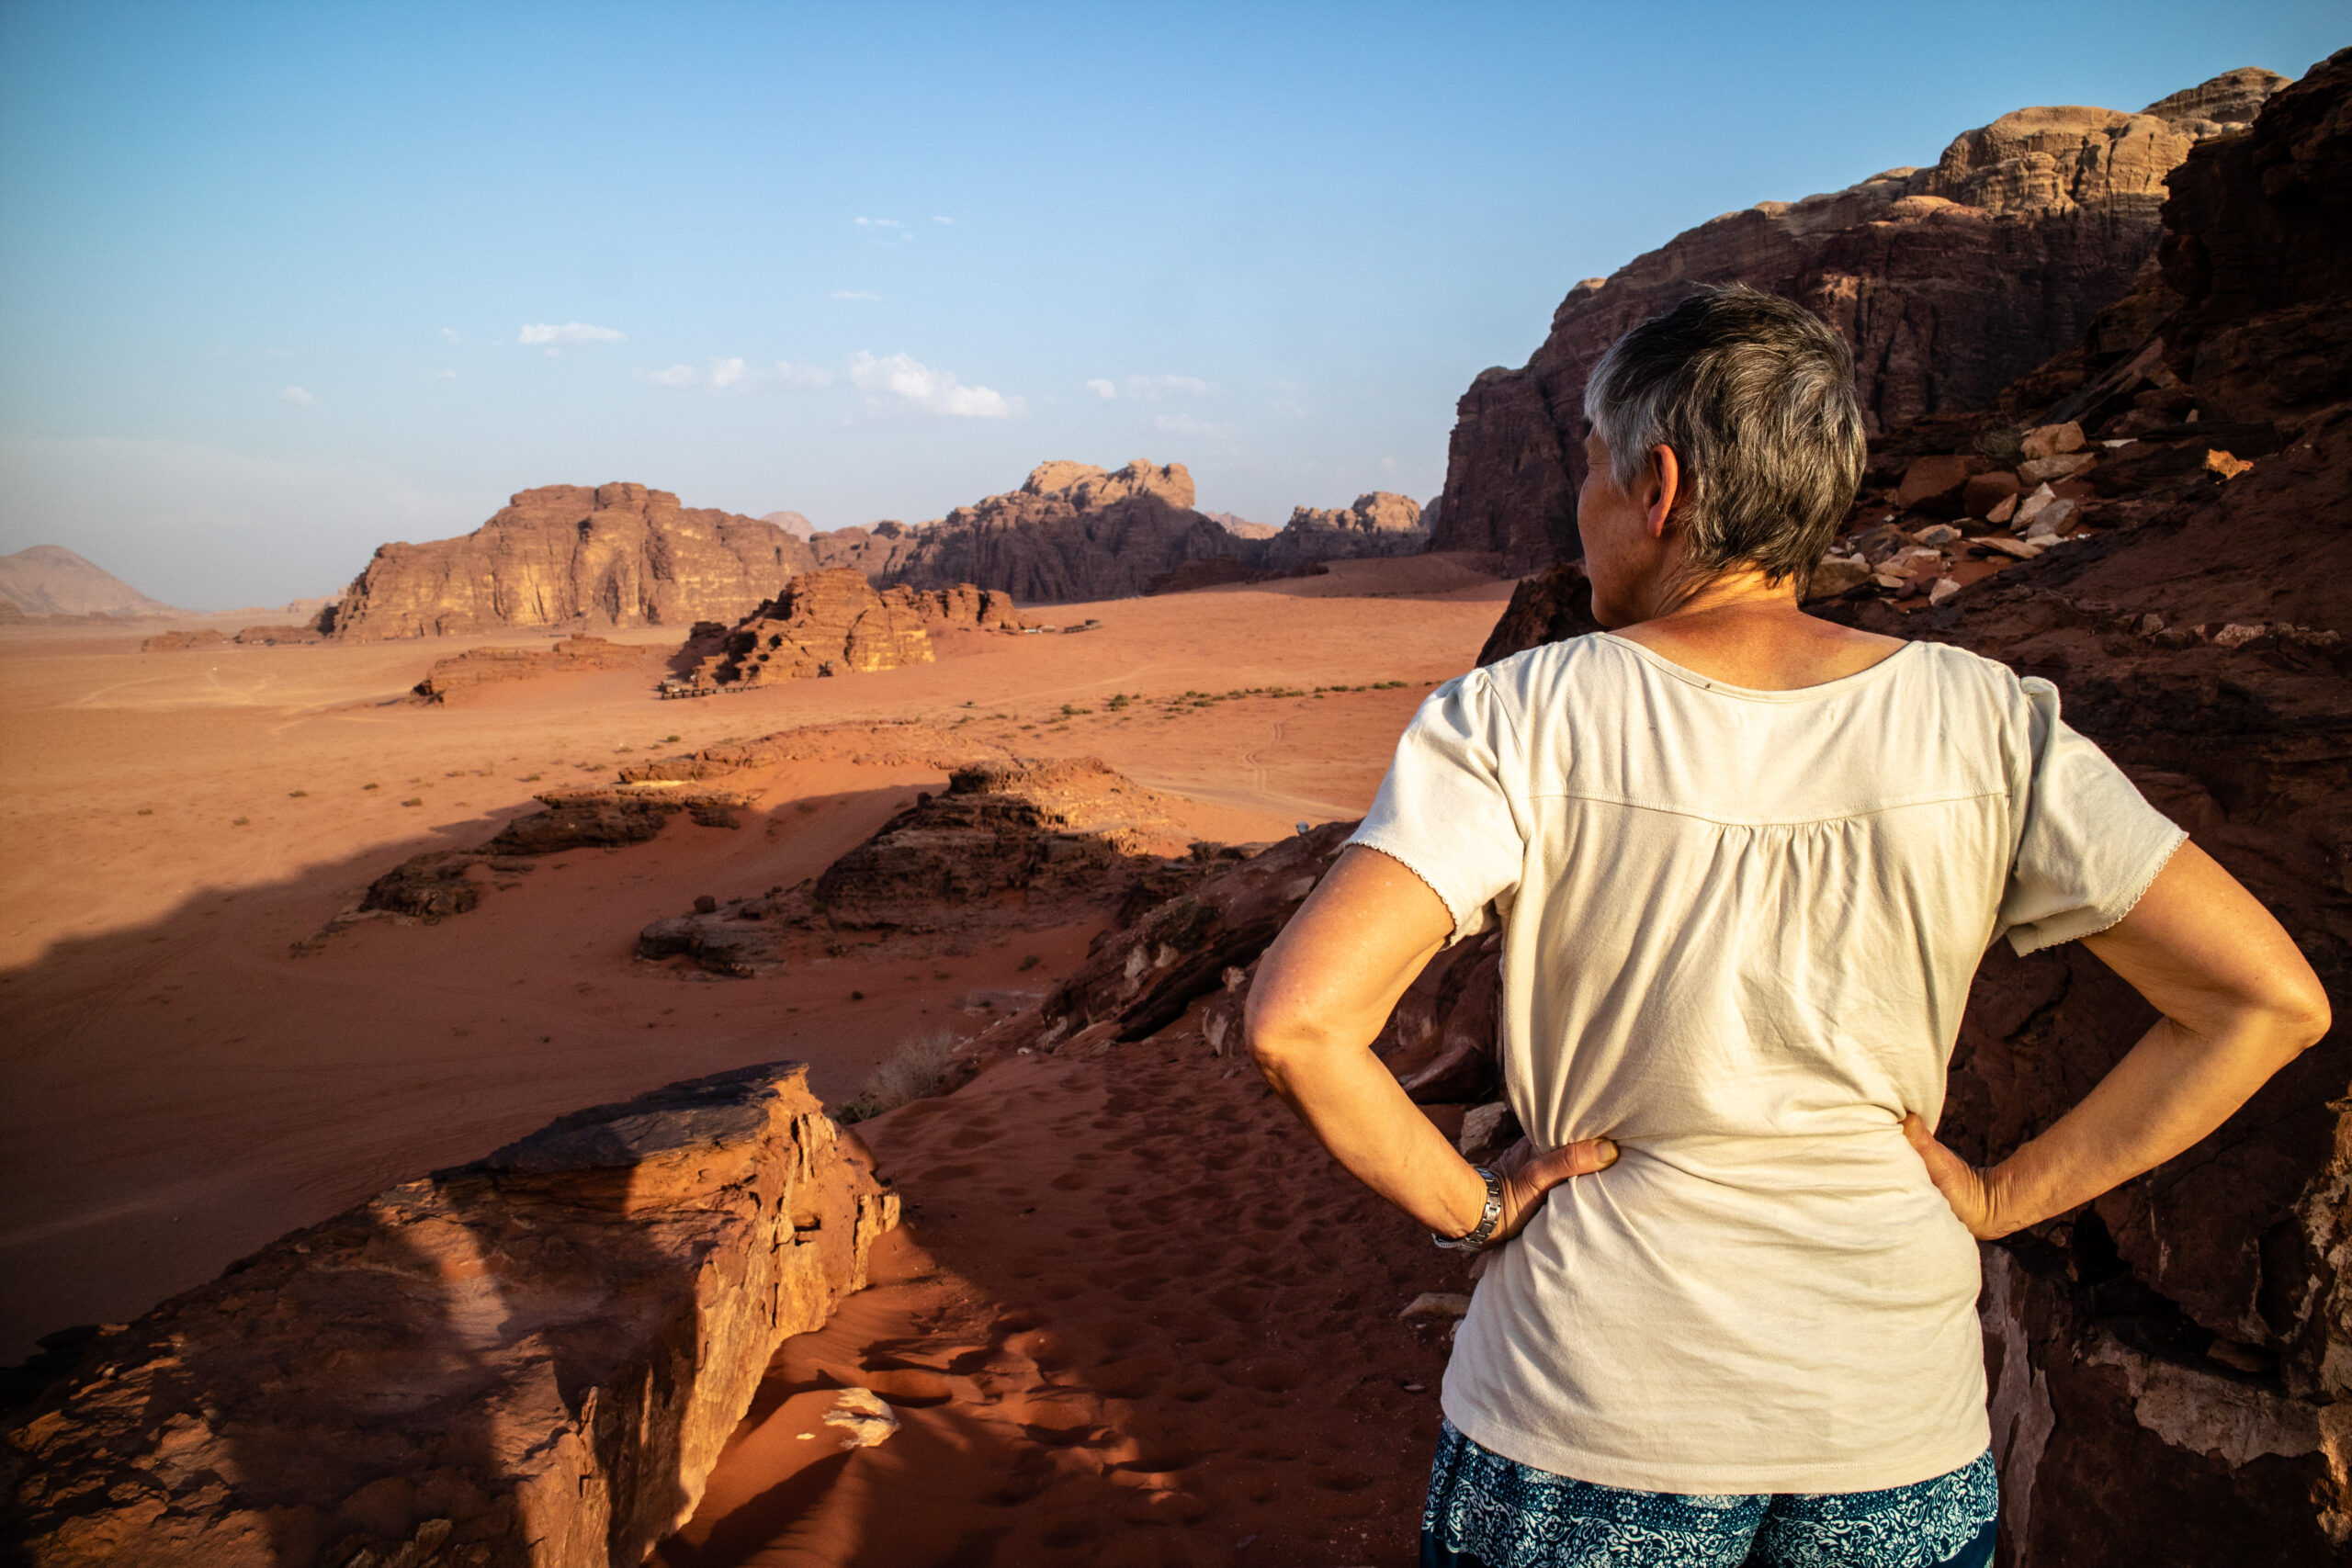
(0, 1063, 898, 1566)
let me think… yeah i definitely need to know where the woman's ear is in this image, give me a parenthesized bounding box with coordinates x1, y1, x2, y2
(1645, 445, 1682, 540)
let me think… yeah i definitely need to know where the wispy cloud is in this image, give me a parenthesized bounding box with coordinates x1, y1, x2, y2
(278, 386, 313, 407)
(642, 358, 836, 392)
(831, 289, 882, 301)
(847, 352, 1018, 419)
(518, 321, 624, 345)
(932, 215, 954, 225)
(854, 216, 914, 244)
(439, 327, 462, 345)
(1086, 374, 1211, 402)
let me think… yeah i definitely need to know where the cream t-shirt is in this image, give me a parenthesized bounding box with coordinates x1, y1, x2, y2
(1350, 632, 2185, 1495)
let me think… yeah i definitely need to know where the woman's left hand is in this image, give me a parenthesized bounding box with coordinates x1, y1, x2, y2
(1901, 1114, 2005, 1239)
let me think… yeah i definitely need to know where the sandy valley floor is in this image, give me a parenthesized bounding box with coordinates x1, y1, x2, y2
(0, 558, 1509, 1403)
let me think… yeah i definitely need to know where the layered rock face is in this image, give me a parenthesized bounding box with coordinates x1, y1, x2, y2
(1, 1063, 898, 1566)
(1430, 68, 2290, 571)
(881, 461, 1250, 603)
(331, 483, 820, 640)
(1477, 56, 2352, 1561)
(1257, 491, 1431, 573)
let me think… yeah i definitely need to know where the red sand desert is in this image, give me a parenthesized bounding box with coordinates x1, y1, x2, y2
(0, 556, 1512, 1564)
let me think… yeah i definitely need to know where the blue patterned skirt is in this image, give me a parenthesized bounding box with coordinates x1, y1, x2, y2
(1422, 1419, 1997, 1568)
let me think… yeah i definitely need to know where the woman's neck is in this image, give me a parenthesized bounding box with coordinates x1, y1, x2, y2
(1607, 566, 1905, 691)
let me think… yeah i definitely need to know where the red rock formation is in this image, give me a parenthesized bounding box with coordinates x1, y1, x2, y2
(1257, 491, 1431, 572)
(0, 1063, 897, 1566)
(639, 757, 1204, 973)
(331, 482, 820, 640)
(1430, 69, 2291, 571)
(140, 628, 230, 652)
(883, 460, 1251, 604)
(686, 568, 1016, 689)
(408, 633, 666, 703)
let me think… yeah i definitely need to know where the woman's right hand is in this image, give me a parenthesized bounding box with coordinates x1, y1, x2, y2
(1490, 1134, 1619, 1243)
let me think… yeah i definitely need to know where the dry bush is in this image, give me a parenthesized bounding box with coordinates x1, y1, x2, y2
(834, 1028, 958, 1124)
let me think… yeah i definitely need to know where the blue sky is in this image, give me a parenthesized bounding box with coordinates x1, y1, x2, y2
(0, 2, 2341, 608)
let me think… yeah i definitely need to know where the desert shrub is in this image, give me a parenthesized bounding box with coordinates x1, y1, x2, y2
(835, 1028, 959, 1124)
(1975, 424, 2025, 460)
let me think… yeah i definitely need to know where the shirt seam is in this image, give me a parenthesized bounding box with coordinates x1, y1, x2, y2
(1506, 788, 2010, 829)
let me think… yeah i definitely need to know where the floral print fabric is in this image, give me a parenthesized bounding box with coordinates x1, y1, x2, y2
(1421, 1420, 1997, 1568)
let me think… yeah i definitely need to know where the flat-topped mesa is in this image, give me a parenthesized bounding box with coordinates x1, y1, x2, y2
(881, 459, 1245, 603)
(1429, 67, 2294, 571)
(330, 482, 821, 640)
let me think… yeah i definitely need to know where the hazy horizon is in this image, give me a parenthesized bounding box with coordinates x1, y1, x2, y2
(2, 1, 2342, 609)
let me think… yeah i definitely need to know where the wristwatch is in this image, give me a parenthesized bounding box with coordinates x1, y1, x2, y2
(1433, 1166, 1504, 1253)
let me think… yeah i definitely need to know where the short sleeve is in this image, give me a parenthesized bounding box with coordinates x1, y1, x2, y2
(1347, 670, 1526, 944)
(1999, 676, 2188, 955)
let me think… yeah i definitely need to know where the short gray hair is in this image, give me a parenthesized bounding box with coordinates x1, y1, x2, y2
(1582, 285, 1864, 587)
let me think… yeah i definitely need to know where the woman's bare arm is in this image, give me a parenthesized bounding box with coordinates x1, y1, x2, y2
(1247, 845, 1617, 1241)
(1905, 840, 2332, 1238)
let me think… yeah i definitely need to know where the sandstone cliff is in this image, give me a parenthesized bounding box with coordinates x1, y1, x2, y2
(881, 460, 1251, 603)
(330, 482, 821, 640)
(1, 1063, 897, 1566)
(1430, 67, 2291, 570)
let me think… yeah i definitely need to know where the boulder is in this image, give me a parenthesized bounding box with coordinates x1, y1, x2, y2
(2021, 421, 2088, 459)
(0, 1063, 898, 1566)
(1963, 470, 2024, 517)
(1898, 455, 1989, 513)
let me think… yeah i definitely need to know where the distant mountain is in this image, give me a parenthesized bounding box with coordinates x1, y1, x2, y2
(1204, 511, 1279, 541)
(0, 546, 178, 617)
(761, 510, 818, 539)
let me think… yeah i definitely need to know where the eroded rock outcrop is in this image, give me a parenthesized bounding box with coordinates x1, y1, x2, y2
(684, 570, 1021, 690)
(409, 635, 668, 704)
(639, 758, 1205, 974)
(1257, 491, 1431, 573)
(1430, 68, 2291, 570)
(357, 785, 752, 921)
(880, 461, 1251, 603)
(332, 483, 821, 640)
(0, 1062, 898, 1566)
